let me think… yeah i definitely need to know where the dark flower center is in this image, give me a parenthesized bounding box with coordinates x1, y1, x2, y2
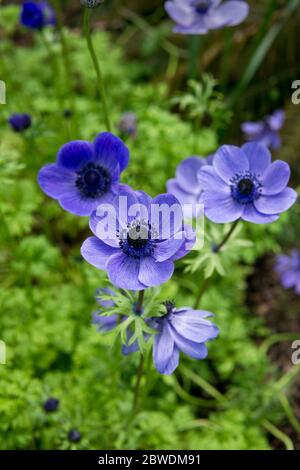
(76, 163, 111, 199)
(164, 300, 176, 315)
(193, 0, 211, 14)
(231, 172, 262, 205)
(118, 219, 158, 258)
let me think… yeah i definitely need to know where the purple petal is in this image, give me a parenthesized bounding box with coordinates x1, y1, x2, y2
(57, 141, 94, 171)
(94, 132, 129, 172)
(81, 236, 118, 270)
(206, 1, 249, 29)
(242, 205, 279, 224)
(165, 0, 194, 27)
(38, 164, 76, 198)
(202, 190, 243, 223)
(153, 322, 178, 375)
(95, 288, 116, 308)
(171, 328, 209, 360)
(138, 257, 174, 287)
(167, 179, 198, 205)
(213, 145, 249, 183)
(254, 188, 297, 215)
(241, 121, 265, 136)
(151, 193, 183, 239)
(89, 210, 120, 248)
(59, 193, 104, 216)
(197, 165, 229, 192)
(153, 235, 185, 262)
(242, 142, 271, 175)
(176, 157, 205, 195)
(106, 252, 145, 290)
(267, 110, 285, 132)
(170, 313, 219, 343)
(262, 161, 290, 195)
(174, 18, 208, 35)
(92, 313, 118, 332)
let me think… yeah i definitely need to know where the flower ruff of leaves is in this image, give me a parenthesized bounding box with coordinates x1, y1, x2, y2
(20, 1, 56, 30)
(38, 132, 130, 216)
(276, 250, 300, 295)
(165, 0, 249, 35)
(81, 188, 196, 290)
(198, 142, 297, 224)
(241, 110, 285, 150)
(152, 304, 219, 375)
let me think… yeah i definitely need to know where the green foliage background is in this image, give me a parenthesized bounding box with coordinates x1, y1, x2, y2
(0, 2, 299, 450)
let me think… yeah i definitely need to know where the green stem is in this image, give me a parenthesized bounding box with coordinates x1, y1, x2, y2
(188, 35, 201, 80)
(136, 290, 145, 315)
(262, 419, 294, 450)
(132, 353, 145, 414)
(214, 219, 240, 253)
(83, 8, 111, 132)
(193, 220, 240, 309)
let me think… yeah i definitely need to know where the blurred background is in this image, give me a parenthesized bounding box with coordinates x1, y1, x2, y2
(0, 0, 300, 450)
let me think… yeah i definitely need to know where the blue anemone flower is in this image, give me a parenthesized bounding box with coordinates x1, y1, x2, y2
(198, 142, 297, 224)
(165, 0, 249, 35)
(38, 132, 130, 216)
(152, 302, 219, 375)
(241, 110, 285, 150)
(276, 250, 300, 295)
(20, 1, 56, 30)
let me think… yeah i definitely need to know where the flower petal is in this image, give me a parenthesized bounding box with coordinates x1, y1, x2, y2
(242, 204, 279, 224)
(38, 164, 76, 198)
(213, 145, 249, 183)
(202, 190, 243, 223)
(171, 328, 209, 360)
(81, 236, 118, 270)
(242, 142, 271, 175)
(170, 312, 219, 343)
(59, 193, 101, 216)
(153, 234, 185, 262)
(254, 188, 297, 215)
(267, 110, 285, 132)
(262, 161, 291, 195)
(153, 321, 178, 375)
(165, 0, 194, 27)
(57, 141, 94, 171)
(106, 252, 145, 290)
(206, 1, 249, 29)
(138, 257, 174, 287)
(151, 193, 183, 238)
(241, 121, 265, 136)
(197, 165, 229, 192)
(94, 132, 129, 172)
(176, 157, 205, 195)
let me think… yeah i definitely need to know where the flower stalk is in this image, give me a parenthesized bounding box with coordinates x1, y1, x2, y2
(83, 8, 112, 132)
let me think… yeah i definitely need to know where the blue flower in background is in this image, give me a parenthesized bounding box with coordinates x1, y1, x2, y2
(8, 113, 32, 132)
(117, 112, 137, 138)
(167, 155, 213, 217)
(152, 302, 219, 375)
(276, 250, 300, 295)
(38, 132, 129, 216)
(20, 1, 56, 30)
(198, 142, 297, 224)
(81, 188, 195, 290)
(165, 0, 249, 35)
(241, 110, 285, 150)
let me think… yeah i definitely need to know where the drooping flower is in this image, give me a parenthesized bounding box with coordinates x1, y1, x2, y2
(165, 0, 249, 35)
(198, 142, 297, 224)
(8, 113, 32, 132)
(276, 250, 300, 295)
(117, 112, 137, 138)
(152, 302, 219, 375)
(92, 288, 142, 355)
(81, 188, 195, 290)
(20, 1, 56, 30)
(167, 155, 213, 216)
(241, 110, 285, 150)
(38, 132, 129, 216)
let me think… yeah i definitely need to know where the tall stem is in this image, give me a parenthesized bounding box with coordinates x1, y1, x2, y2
(193, 220, 240, 309)
(188, 35, 201, 80)
(83, 8, 111, 132)
(214, 219, 240, 253)
(132, 289, 145, 414)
